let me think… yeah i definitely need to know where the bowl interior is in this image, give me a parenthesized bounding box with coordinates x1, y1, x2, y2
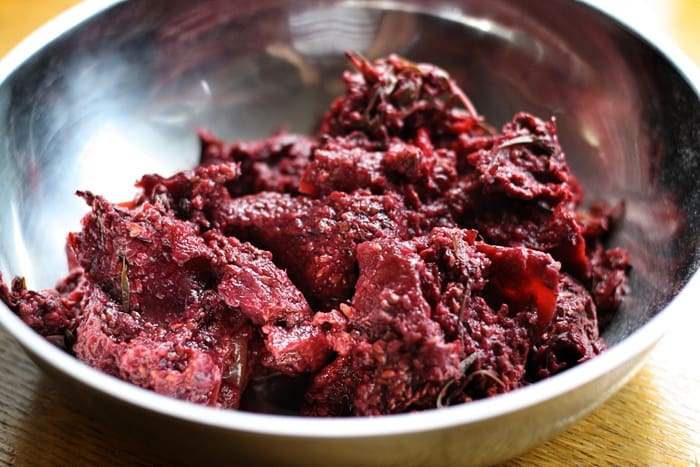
(1, 0, 699, 357)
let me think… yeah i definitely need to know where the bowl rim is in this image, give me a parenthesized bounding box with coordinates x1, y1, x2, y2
(1, 0, 699, 439)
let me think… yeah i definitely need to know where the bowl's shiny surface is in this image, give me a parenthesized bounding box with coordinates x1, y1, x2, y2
(1, 0, 699, 465)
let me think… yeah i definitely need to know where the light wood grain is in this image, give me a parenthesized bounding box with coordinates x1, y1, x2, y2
(1, 1, 699, 466)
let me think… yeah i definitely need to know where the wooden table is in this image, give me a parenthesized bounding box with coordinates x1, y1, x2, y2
(1, 1, 699, 465)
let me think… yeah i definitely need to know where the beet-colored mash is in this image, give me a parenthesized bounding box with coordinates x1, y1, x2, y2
(0, 53, 629, 416)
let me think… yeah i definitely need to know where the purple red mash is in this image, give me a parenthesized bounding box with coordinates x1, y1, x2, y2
(0, 53, 629, 416)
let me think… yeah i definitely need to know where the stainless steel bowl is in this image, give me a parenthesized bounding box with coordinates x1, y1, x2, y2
(1, 1, 699, 465)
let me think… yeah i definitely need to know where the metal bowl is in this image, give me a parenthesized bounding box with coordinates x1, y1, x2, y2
(1, 1, 699, 465)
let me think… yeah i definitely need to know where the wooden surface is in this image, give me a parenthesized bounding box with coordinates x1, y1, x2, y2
(1, 1, 699, 466)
